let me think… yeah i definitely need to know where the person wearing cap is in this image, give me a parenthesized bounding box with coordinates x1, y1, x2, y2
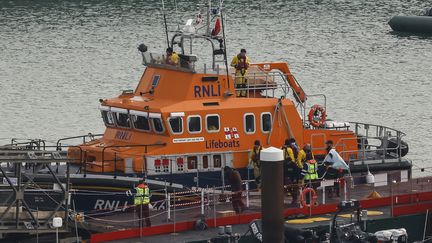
(230, 48, 250, 97)
(249, 140, 262, 188)
(165, 47, 179, 66)
(134, 179, 151, 227)
(281, 138, 301, 206)
(224, 166, 246, 214)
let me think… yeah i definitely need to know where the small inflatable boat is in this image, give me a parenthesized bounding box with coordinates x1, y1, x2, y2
(389, 15, 432, 34)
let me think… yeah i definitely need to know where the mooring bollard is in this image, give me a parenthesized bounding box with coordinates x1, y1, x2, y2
(260, 146, 284, 243)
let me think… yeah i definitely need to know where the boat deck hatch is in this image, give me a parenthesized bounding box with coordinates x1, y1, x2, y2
(203, 102, 219, 106)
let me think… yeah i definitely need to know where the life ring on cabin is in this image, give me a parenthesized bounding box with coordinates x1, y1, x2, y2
(300, 187, 318, 208)
(308, 105, 326, 127)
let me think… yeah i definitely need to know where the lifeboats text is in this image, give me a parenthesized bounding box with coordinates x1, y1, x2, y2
(205, 139, 240, 149)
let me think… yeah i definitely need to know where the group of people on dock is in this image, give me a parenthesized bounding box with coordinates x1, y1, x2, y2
(223, 139, 345, 214)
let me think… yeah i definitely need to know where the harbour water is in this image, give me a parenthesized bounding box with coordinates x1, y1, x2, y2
(0, 0, 431, 171)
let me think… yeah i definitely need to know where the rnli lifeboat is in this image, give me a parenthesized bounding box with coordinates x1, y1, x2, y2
(67, 6, 411, 189)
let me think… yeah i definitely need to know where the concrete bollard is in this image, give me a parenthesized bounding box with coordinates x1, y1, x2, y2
(260, 146, 284, 243)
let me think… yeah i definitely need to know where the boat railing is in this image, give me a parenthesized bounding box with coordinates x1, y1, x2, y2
(0, 138, 47, 151)
(95, 143, 167, 175)
(302, 93, 327, 127)
(56, 133, 103, 151)
(231, 70, 327, 127)
(232, 70, 290, 98)
(337, 122, 407, 164)
(141, 52, 198, 73)
(81, 168, 432, 238)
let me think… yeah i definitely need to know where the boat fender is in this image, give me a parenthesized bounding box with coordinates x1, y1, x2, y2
(308, 105, 326, 127)
(366, 171, 375, 184)
(300, 187, 318, 208)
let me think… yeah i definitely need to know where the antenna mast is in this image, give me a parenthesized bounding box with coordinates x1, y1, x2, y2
(161, 0, 170, 47)
(220, 0, 231, 90)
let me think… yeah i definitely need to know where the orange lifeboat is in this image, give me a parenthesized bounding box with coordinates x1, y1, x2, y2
(67, 7, 411, 188)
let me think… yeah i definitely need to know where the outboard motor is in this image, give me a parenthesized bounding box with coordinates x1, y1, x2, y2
(329, 200, 377, 243)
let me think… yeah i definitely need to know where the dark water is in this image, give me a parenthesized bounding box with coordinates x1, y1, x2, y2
(0, 0, 431, 170)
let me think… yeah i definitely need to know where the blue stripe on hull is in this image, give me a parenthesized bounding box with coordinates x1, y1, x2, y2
(147, 168, 254, 188)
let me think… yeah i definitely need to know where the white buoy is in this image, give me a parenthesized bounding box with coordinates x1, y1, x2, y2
(53, 217, 62, 243)
(53, 217, 62, 228)
(366, 168, 375, 184)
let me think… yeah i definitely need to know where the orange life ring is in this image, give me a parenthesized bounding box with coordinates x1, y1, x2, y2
(308, 104, 326, 127)
(300, 187, 318, 207)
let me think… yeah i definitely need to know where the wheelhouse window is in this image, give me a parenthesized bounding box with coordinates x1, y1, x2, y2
(261, 112, 272, 133)
(168, 117, 183, 134)
(206, 115, 220, 132)
(152, 118, 165, 133)
(213, 154, 222, 168)
(111, 108, 130, 128)
(203, 155, 209, 169)
(244, 113, 255, 134)
(101, 111, 115, 127)
(188, 116, 201, 133)
(187, 156, 198, 170)
(132, 115, 150, 131)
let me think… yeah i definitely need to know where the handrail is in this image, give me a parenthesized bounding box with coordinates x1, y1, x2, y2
(5, 138, 46, 151)
(348, 121, 406, 137)
(100, 143, 167, 173)
(56, 133, 103, 150)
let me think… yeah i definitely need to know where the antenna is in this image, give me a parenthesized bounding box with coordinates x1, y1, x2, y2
(161, 0, 170, 48)
(219, 0, 231, 90)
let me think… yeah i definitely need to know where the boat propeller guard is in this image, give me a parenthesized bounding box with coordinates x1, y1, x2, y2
(308, 104, 326, 127)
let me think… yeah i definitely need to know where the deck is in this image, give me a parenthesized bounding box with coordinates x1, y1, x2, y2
(85, 169, 432, 243)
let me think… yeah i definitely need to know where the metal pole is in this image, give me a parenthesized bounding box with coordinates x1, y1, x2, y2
(260, 147, 284, 243)
(201, 189, 205, 215)
(140, 205, 143, 237)
(344, 178, 347, 201)
(167, 192, 171, 221)
(73, 200, 79, 243)
(246, 181, 250, 209)
(219, 2, 231, 89)
(161, 0, 170, 48)
(390, 178, 394, 217)
(322, 185, 326, 205)
(423, 209, 429, 241)
(173, 189, 176, 234)
(36, 207, 39, 243)
(213, 186, 217, 227)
